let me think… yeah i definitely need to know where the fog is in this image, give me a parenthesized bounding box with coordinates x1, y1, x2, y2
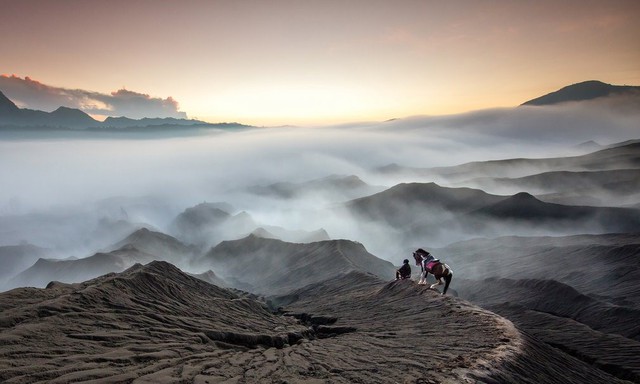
(1, 101, 639, 270)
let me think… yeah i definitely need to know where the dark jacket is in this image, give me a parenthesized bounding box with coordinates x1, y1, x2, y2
(397, 263, 411, 279)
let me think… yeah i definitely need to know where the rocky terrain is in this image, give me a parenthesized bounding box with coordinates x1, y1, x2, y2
(1, 261, 631, 383)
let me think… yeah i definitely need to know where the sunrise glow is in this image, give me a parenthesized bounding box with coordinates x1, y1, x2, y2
(1, 0, 639, 125)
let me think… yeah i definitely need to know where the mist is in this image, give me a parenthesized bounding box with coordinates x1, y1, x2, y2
(1, 101, 639, 265)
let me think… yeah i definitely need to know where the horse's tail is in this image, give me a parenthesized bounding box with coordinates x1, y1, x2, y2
(443, 265, 453, 295)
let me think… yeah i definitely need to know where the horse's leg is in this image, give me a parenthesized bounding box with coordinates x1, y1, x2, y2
(428, 265, 442, 289)
(442, 271, 453, 295)
(419, 271, 427, 285)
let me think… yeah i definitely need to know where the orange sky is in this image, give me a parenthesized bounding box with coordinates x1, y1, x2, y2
(1, 0, 639, 125)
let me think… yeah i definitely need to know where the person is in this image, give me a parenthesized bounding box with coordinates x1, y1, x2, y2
(395, 259, 411, 280)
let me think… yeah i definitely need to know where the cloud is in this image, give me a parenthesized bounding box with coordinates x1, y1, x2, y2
(0, 93, 639, 261)
(0, 75, 187, 119)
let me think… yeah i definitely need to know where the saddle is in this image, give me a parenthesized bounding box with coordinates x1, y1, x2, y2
(425, 260, 440, 273)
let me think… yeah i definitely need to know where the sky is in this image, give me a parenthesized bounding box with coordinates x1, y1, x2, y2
(1, 0, 639, 125)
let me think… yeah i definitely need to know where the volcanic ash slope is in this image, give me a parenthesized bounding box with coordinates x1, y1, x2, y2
(0, 261, 629, 383)
(273, 272, 632, 384)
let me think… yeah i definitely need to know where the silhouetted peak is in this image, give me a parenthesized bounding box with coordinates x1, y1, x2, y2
(49, 106, 97, 126)
(522, 80, 640, 106)
(103, 116, 135, 123)
(251, 227, 277, 239)
(188, 202, 233, 215)
(125, 227, 167, 240)
(511, 192, 538, 201)
(51, 106, 90, 116)
(0, 90, 20, 113)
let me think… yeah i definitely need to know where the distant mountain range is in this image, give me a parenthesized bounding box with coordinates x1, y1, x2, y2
(0, 90, 250, 130)
(521, 80, 640, 106)
(3, 80, 638, 131)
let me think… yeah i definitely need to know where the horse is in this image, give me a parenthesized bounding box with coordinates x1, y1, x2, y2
(412, 249, 453, 295)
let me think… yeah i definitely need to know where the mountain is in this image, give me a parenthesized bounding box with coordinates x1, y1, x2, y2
(464, 169, 640, 206)
(102, 116, 215, 128)
(458, 277, 640, 340)
(0, 91, 251, 131)
(0, 91, 19, 114)
(344, 182, 505, 227)
(470, 192, 640, 232)
(49, 106, 98, 126)
(248, 174, 384, 201)
(437, 232, 640, 306)
(189, 269, 227, 287)
(7, 245, 157, 289)
(430, 232, 640, 381)
(0, 244, 53, 288)
(107, 227, 197, 268)
(521, 80, 640, 106)
(251, 226, 331, 243)
(1, 260, 626, 383)
(377, 141, 640, 182)
(0, 261, 315, 382)
(0, 94, 100, 128)
(198, 235, 396, 294)
(170, 202, 328, 248)
(340, 181, 640, 248)
(170, 202, 256, 248)
(270, 271, 629, 383)
(456, 278, 640, 381)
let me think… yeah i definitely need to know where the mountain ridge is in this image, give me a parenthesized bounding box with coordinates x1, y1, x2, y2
(521, 80, 640, 106)
(200, 234, 396, 294)
(2, 260, 627, 383)
(0, 90, 248, 130)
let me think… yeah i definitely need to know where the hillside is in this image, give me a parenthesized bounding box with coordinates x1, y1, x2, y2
(345, 182, 505, 226)
(170, 202, 256, 248)
(521, 80, 640, 106)
(0, 244, 52, 285)
(107, 227, 197, 268)
(1, 261, 628, 383)
(464, 169, 640, 206)
(437, 233, 640, 306)
(455, 278, 640, 381)
(7, 246, 157, 289)
(342, 182, 640, 247)
(199, 235, 396, 294)
(470, 192, 640, 232)
(377, 141, 640, 182)
(248, 174, 384, 201)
